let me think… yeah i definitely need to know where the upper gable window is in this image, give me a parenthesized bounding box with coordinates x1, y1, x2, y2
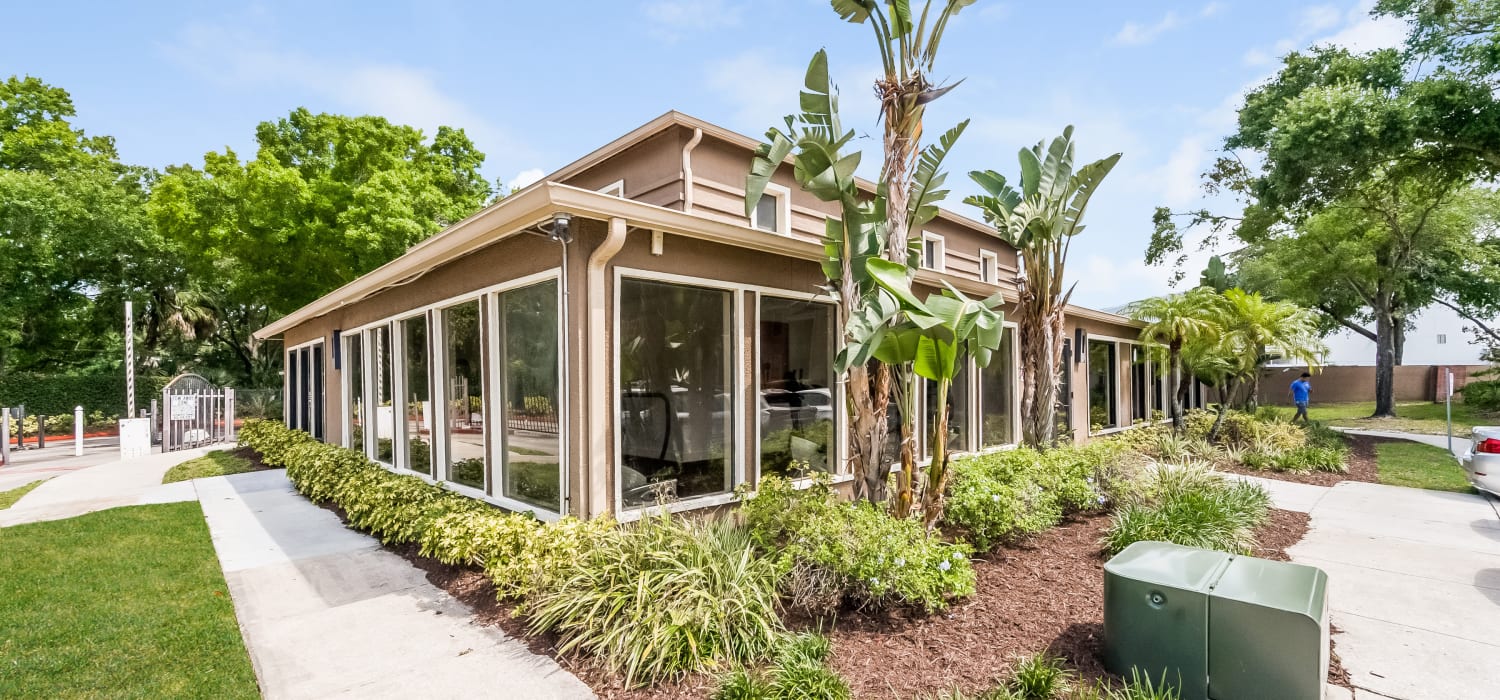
(751, 182, 791, 235)
(979, 250, 999, 283)
(922, 233, 946, 272)
(599, 180, 625, 197)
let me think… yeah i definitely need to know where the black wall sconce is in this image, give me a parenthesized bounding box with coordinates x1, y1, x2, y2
(1074, 328, 1087, 365)
(332, 330, 342, 370)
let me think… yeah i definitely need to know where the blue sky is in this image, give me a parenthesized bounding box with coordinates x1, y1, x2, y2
(1, 0, 1407, 309)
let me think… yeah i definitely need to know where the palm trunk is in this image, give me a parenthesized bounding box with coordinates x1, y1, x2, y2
(891, 367, 918, 518)
(921, 378, 951, 529)
(1169, 344, 1185, 433)
(1018, 276, 1063, 448)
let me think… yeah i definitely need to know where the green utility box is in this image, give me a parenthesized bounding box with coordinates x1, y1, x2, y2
(1207, 554, 1329, 700)
(1103, 541, 1329, 700)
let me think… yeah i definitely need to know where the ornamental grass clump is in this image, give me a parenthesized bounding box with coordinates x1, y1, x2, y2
(523, 515, 784, 686)
(712, 632, 850, 700)
(1105, 463, 1270, 555)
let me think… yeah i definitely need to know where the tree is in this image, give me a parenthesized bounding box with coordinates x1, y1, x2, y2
(747, 50, 968, 505)
(849, 258, 1003, 526)
(0, 76, 171, 378)
(1213, 288, 1323, 410)
(822, 0, 975, 499)
(149, 108, 490, 386)
(1126, 287, 1221, 432)
(966, 127, 1121, 447)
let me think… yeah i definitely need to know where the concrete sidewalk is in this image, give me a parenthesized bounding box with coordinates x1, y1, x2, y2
(0, 445, 224, 527)
(1336, 427, 1473, 459)
(197, 469, 594, 699)
(1250, 472, 1500, 699)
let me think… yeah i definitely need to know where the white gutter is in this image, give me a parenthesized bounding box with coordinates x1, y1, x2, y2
(585, 217, 628, 517)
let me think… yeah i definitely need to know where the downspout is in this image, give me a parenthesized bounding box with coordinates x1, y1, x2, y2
(556, 237, 570, 515)
(681, 127, 703, 212)
(586, 217, 628, 517)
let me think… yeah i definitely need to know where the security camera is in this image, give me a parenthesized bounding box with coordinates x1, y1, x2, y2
(549, 212, 572, 243)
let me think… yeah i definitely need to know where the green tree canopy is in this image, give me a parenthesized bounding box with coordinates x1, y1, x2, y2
(149, 109, 491, 385)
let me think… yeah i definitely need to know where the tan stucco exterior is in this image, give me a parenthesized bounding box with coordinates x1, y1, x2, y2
(264, 112, 1148, 519)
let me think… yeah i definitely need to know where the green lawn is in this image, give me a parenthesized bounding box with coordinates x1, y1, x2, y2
(0, 479, 44, 509)
(0, 502, 259, 698)
(1307, 401, 1498, 436)
(162, 449, 258, 484)
(1375, 441, 1475, 493)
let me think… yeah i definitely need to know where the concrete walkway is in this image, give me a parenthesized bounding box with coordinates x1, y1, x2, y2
(197, 469, 594, 699)
(0, 445, 222, 526)
(1245, 471, 1500, 699)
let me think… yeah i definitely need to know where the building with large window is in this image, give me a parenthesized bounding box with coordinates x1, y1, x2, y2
(260, 112, 1168, 520)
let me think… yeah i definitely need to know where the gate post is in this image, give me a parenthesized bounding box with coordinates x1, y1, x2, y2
(0, 408, 9, 466)
(162, 387, 172, 453)
(226, 388, 236, 442)
(74, 405, 84, 456)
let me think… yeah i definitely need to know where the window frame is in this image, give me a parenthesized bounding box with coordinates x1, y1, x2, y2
(750, 182, 792, 236)
(979, 250, 1000, 283)
(598, 179, 625, 197)
(922, 232, 946, 272)
(754, 291, 841, 485)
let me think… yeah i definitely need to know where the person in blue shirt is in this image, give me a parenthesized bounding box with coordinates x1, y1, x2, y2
(1290, 372, 1312, 423)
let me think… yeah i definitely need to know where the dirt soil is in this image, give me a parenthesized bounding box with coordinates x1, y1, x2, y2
(356, 506, 1328, 699)
(230, 445, 277, 472)
(1214, 433, 1384, 487)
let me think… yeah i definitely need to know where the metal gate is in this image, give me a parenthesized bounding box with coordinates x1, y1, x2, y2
(161, 374, 236, 452)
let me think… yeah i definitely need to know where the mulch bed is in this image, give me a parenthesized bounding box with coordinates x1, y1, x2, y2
(1213, 433, 1384, 487)
(339, 503, 1333, 699)
(229, 445, 277, 472)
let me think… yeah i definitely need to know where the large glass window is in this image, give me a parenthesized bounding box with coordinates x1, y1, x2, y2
(400, 316, 432, 475)
(925, 366, 969, 457)
(346, 333, 364, 450)
(287, 349, 300, 429)
(980, 327, 1015, 448)
(619, 279, 734, 508)
(286, 343, 324, 439)
(757, 297, 835, 478)
(499, 281, 561, 511)
(372, 326, 395, 463)
(443, 301, 485, 490)
(1131, 345, 1149, 423)
(1089, 340, 1118, 431)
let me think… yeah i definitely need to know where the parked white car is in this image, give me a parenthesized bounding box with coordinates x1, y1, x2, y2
(1459, 426, 1500, 496)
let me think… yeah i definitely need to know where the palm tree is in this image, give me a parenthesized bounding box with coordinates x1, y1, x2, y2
(1126, 287, 1221, 432)
(966, 127, 1122, 447)
(830, 0, 975, 263)
(1215, 288, 1324, 410)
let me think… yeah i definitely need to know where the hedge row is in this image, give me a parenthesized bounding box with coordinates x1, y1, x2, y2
(0, 374, 171, 417)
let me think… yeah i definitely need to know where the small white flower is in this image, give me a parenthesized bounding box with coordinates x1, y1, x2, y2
(1097, 496, 1108, 505)
(991, 494, 1001, 502)
(1086, 477, 1095, 483)
(938, 560, 952, 571)
(895, 557, 905, 567)
(952, 551, 964, 560)
(869, 577, 879, 586)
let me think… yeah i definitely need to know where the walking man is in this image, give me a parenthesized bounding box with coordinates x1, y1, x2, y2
(1290, 372, 1312, 424)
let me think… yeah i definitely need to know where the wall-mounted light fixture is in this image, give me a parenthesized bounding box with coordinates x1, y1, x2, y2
(548, 212, 573, 243)
(1074, 328, 1087, 365)
(332, 330, 342, 370)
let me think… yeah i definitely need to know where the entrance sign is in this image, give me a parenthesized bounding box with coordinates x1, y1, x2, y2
(170, 395, 197, 421)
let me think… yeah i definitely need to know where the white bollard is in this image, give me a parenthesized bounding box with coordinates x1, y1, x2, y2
(75, 405, 85, 456)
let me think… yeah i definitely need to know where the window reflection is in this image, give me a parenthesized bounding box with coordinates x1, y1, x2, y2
(981, 328, 1015, 447)
(443, 301, 485, 490)
(373, 325, 395, 464)
(925, 365, 969, 457)
(347, 333, 364, 451)
(619, 279, 734, 508)
(402, 315, 432, 475)
(501, 281, 560, 511)
(1089, 340, 1118, 431)
(758, 297, 835, 479)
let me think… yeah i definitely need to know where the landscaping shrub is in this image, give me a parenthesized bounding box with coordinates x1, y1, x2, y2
(742, 476, 975, 614)
(943, 443, 1123, 551)
(712, 633, 850, 700)
(1008, 651, 1072, 699)
(1104, 464, 1270, 555)
(0, 373, 170, 417)
(525, 516, 785, 686)
(239, 419, 316, 468)
(486, 515, 618, 601)
(1465, 377, 1500, 411)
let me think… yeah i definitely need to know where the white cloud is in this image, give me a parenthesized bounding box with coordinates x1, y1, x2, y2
(704, 49, 804, 131)
(162, 20, 530, 164)
(1114, 11, 1183, 46)
(978, 3, 1013, 22)
(1241, 1, 1407, 66)
(508, 168, 545, 192)
(1161, 136, 1208, 209)
(643, 0, 741, 40)
(1200, 2, 1229, 18)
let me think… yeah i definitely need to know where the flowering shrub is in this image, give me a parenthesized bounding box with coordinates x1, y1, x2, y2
(942, 442, 1124, 551)
(740, 476, 974, 614)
